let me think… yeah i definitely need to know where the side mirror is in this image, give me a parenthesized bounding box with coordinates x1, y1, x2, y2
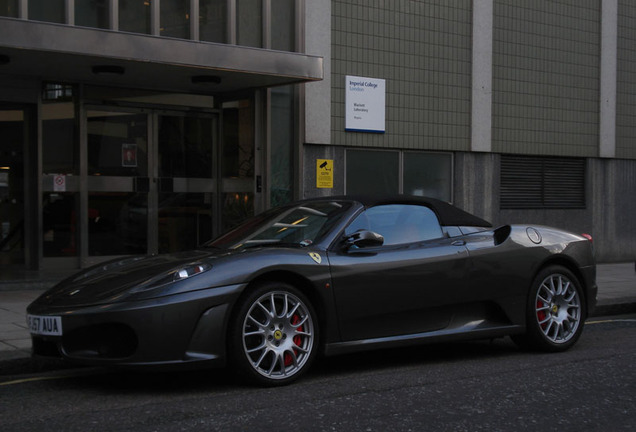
(344, 230, 384, 249)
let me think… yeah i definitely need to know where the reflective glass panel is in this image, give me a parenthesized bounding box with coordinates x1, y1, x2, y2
(271, 0, 295, 51)
(0, 109, 24, 265)
(119, 0, 151, 34)
(210, 200, 351, 249)
(87, 111, 148, 177)
(29, 0, 64, 23)
(75, 0, 109, 29)
(200, 0, 227, 43)
(0, 0, 18, 17)
(158, 115, 213, 178)
(237, 0, 262, 47)
(403, 152, 452, 201)
(346, 205, 443, 245)
(161, 0, 190, 39)
(43, 193, 78, 257)
(346, 150, 399, 195)
(42, 99, 78, 175)
(222, 100, 254, 231)
(270, 87, 294, 206)
(222, 192, 254, 233)
(159, 193, 212, 253)
(88, 192, 147, 256)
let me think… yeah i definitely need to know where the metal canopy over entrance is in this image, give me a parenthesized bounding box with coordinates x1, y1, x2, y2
(0, 18, 323, 94)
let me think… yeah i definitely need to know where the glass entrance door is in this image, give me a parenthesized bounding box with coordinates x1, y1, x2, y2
(42, 102, 257, 269)
(156, 113, 216, 253)
(83, 108, 238, 264)
(86, 109, 150, 259)
(0, 108, 26, 267)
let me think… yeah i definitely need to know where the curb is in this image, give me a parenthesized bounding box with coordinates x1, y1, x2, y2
(592, 301, 636, 317)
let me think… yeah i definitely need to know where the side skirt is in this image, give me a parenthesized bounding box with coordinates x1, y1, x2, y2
(323, 324, 524, 356)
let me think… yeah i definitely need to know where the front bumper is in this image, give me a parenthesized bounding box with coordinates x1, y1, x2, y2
(27, 283, 244, 369)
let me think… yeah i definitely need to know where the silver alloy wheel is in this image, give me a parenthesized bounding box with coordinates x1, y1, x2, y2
(534, 273, 581, 344)
(241, 290, 315, 380)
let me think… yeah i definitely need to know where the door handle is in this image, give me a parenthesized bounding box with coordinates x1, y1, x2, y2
(451, 240, 466, 246)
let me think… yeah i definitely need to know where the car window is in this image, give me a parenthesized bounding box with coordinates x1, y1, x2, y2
(346, 204, 443, 245)
(208, 201, 352, 249)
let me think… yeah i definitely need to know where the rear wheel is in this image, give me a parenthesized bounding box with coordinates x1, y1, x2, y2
(513, 266, 585, 352)
(229, 282, 318, 386)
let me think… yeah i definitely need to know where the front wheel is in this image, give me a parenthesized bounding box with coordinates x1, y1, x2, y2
(229, 282, 318, 386)
(513, 266, 586, 352)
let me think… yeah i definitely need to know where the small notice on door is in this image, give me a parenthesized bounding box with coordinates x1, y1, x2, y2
(53, 174, 66, 192)
(316, 159, 333, 189)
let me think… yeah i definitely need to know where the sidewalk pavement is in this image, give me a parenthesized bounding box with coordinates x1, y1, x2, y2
(1, 263, 634, 363)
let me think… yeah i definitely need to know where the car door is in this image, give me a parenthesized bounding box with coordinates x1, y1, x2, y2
(327, 204, 470, 341)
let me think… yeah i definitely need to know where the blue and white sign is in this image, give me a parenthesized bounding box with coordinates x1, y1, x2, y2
(345, 75, 386, 133)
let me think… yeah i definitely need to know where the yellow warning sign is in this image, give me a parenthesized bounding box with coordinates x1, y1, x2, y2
(317, 159, 333, 189)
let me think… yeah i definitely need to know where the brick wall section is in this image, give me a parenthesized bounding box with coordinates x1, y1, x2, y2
(492, 0, 600, 157)
(331, 0, 472, 151)
(617, 0, 636, 159)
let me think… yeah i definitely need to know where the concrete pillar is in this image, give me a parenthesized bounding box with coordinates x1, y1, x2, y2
(471, 0, 493, 153)
(600, 0, 618, 158)
(304, 0, 331, 145)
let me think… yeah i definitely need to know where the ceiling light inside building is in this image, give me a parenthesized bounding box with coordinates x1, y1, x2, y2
(92, 65, 125, 76)
(191, 75, 222, 85)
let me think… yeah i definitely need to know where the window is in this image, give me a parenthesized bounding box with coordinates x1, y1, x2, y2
(500, 155, 586, 209)
(271, 0, 295, 51)
(0, 0, 19, 18)
(161, 0, 190, 39)
(403, 152, 452, 200)
(75, 0, 109, 29)
(200, 0, 227, 43)
(119, 0, 151, 34)
(346, 150, 399, 195)
(345, 149, 453, 201)
(29, 0, 64, 23)
(209, 201, 353, 249)
(237, 0, 262, 47)
(346, 204, 443, 246)
(270, 86, 295, 206)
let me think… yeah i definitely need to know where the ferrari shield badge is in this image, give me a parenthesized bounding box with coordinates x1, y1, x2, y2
(309, 252, 322, 264)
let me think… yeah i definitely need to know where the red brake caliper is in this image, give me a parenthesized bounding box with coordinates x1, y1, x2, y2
(537, 300, 547, 329)
(284, 315, 303, 367)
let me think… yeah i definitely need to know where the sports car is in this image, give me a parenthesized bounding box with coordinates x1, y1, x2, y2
(27, 195, 597, 386)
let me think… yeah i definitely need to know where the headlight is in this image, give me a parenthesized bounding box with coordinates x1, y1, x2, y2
(131, 262, 212, 293)
(175, 264, 211, 280)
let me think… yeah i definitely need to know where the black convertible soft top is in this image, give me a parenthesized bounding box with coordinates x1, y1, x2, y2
(317, 195, 492, 228)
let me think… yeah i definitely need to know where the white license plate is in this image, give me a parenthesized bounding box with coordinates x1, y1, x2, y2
(27, 315, 63, 336)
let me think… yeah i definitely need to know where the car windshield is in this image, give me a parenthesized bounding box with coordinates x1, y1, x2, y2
(206, 201, 353, 250)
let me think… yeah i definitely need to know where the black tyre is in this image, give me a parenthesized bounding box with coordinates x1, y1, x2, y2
(513, 266, 586, 352)
(229, 281, 318, 386)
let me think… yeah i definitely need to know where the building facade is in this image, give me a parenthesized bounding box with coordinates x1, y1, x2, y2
(1, 0, 634, 273)
(303, 0, 636, 263)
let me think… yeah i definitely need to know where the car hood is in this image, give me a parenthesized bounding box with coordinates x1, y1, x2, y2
(32, 250, 225, 307)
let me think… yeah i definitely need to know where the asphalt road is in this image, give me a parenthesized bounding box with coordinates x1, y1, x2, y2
(1, 316, 634, 432)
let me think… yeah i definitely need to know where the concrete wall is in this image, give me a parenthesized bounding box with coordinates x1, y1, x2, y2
(591, 158, 636, 261)
(454, 152, 636, 263)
